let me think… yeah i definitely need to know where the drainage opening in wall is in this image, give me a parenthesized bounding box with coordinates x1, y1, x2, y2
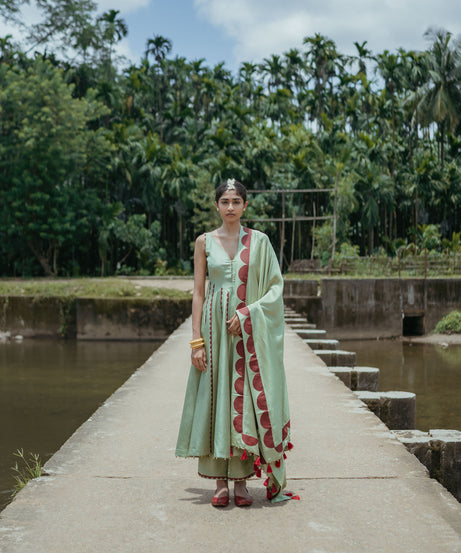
(402, 313, 425, 336)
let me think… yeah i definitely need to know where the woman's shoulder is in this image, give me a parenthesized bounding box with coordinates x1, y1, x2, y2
(195, 233, 207, 250)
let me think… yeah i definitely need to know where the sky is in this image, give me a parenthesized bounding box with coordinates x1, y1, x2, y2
(116, 0, 461, 71)
(2, 0, 461, 72)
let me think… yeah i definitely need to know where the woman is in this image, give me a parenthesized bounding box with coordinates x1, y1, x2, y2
(176, 179, 295, 507)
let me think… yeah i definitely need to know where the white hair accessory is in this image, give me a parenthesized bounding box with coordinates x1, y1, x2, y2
(226, 178, 236, 190)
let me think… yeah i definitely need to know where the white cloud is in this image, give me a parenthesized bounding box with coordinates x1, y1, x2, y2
(194, 0, 461, 65)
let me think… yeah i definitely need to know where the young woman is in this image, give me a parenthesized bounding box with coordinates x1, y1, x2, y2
(176, 179, 294, 507)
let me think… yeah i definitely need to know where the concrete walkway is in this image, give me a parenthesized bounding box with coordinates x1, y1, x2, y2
(1, 320, 461, 553)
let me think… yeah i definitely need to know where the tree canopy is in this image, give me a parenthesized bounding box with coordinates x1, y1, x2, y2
(1, 7, 461, 276)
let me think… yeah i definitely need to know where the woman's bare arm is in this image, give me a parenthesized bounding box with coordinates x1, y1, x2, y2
(191, 234, 207, 371)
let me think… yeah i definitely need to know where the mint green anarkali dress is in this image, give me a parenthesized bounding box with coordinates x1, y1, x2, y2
(176, 227, 293, 501)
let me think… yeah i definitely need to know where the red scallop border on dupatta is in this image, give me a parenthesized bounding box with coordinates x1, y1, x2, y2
(232, 228, 289, 453)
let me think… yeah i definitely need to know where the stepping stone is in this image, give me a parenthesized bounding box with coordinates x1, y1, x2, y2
(393, 429, 461, 501)
(284, 316, 309, 324)
(355, 391, 416, 430)
(297, 329, 327, 339)
(304, 339, 339, 350)
(329, 366, 379, 391)
(314, 349, 356, 367)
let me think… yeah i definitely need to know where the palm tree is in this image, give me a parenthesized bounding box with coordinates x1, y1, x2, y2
(97, 9, 128, 77)
(303, 34, 342, 129)
(352, 41, 375, 78)
(259, 54, 284, 95)
(144, 34, 172, 141)
(414, 28, 461, 170)
(400, 49, 429, 160)
(144, 34, 172, 66)
(283, 48, 308, 120)
(376, 50, 404, 178)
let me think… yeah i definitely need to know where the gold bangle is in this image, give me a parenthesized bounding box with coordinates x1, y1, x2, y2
(191, 343, 205, 350)
(190, 338, 205, 349)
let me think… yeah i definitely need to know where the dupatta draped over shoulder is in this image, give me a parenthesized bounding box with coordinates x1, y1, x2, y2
(176, 227, 293, 500)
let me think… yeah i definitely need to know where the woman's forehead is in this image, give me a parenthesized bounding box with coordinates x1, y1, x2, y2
(218, 190, 244, 201)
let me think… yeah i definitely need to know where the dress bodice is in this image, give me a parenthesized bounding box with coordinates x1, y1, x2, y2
(205, 228, 245, 293)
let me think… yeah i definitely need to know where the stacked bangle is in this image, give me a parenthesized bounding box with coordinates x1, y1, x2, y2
(190, 338, 205, 349)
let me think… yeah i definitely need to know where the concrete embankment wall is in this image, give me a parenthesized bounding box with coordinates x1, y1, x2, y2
(2, 277, 459, 340)
(0, 296, 192, 340)
(284, 278, 461, 339)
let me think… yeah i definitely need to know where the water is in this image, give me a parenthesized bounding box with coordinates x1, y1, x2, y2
(341, 339, 461, 432)
(0, 339, 158, 512)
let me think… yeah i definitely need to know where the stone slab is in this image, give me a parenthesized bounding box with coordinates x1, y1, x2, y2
(314, 349, 357, 367)
(304, 339, 339, 350)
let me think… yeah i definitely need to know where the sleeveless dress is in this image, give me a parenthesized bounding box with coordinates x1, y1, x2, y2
(176, 227, 293, 500)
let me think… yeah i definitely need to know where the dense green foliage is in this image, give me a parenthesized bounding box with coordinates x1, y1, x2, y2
(434, 311, 461, 334)
(1, 2, 461, 276)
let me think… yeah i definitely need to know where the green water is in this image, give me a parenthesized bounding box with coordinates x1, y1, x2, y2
(341, 339, 461, 432)
(0, 339, 158, 512)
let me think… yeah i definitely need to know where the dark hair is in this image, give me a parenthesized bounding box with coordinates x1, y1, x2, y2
(215, 179, 247, 202)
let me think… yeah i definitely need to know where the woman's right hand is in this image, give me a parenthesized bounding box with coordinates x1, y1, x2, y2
(191, 346, 207, 372)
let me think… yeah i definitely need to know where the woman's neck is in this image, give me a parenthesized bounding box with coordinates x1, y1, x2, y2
(218, 222, 241, 236)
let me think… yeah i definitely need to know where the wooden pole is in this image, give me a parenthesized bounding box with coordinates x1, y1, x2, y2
(311, 202, 316, 260)
(331, 170, 338, 261)
(279, 191, 286, 269)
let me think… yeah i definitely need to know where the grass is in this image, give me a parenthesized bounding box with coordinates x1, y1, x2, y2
(0, 278, 192, 300)
(11, 449, 44, 497)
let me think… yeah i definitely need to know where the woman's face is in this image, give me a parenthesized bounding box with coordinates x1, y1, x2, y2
(215, 190, 248, 222)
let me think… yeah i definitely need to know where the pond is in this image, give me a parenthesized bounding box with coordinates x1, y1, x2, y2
(0, 339, 158, 512)
(340, 339, 461, 432)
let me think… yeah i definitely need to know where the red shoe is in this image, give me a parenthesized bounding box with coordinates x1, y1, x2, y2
(211, 493, 229, 507)
(234, 494, 253, 507)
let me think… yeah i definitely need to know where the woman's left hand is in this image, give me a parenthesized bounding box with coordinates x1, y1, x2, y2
(226, 313, 242, 336)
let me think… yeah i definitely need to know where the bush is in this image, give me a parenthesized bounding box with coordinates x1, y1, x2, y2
(418, 224, 441, 252)
(434, 311, 461, 334)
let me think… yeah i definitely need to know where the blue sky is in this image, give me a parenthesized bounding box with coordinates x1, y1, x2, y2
(115, 0, 461, 73)
(2, 0, 461, 73)
(122, 0, 236, 68)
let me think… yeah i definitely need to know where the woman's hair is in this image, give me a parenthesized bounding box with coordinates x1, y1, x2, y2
(215, 179, 247, 202)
